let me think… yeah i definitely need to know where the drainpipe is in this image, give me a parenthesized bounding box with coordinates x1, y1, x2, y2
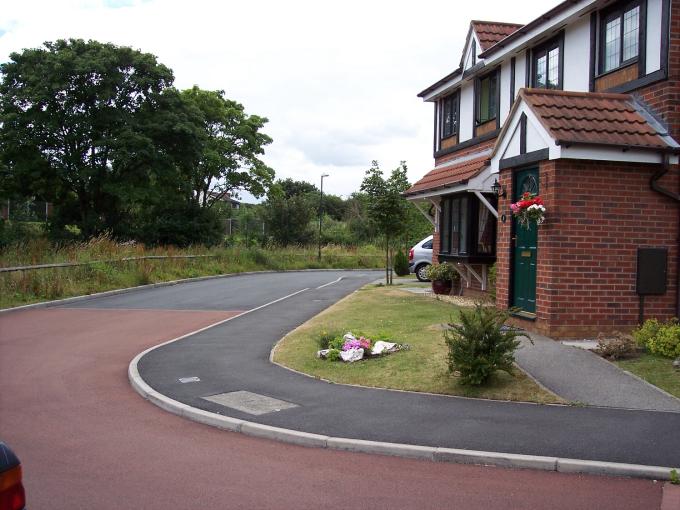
(650, 154, 680, 318)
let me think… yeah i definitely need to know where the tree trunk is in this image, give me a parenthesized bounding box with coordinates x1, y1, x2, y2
(385, 235, 389, 285)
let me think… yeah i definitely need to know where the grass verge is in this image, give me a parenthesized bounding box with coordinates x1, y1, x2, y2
(616, 353, 680, 398)
(0, 236, 382, 309)
(273, 285, 564, 404)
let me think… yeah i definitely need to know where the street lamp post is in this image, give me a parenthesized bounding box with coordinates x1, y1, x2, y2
(318, 173, 329, 260)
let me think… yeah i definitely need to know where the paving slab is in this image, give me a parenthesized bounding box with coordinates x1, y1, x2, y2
(515, 332, 680, 412)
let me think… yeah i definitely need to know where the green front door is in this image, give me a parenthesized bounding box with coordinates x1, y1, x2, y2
(512, 168, 539, 313)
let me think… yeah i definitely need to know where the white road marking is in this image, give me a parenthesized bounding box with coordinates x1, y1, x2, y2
(316, 277, 342, 289)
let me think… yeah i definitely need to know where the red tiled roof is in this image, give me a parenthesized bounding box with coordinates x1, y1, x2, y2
(405, 154, 489, 196)
(520, 89, 674, 150)
(471, 21, 523, 51)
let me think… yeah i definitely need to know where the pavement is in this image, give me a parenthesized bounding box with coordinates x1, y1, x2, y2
(2, 270, 680, 509)
(515, 333, 680, 412)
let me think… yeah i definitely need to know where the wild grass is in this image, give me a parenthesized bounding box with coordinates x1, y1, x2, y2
(0, 236, 383, 309)
(273, 285, 564, 404)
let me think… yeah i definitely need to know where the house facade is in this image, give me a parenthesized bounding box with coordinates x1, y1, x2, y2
(405, 0, 680, 338)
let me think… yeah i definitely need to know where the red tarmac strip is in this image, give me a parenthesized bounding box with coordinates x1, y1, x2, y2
(0, 308, 666, 509)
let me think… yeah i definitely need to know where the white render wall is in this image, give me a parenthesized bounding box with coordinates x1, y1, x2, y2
(500, 59, 512, 125)
(563, 15, 592, 92)
(647, 0, 663, 73)
(459, 81, 475, 143)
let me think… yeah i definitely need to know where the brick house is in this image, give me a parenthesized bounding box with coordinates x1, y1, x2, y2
(405, 0, 680, 338)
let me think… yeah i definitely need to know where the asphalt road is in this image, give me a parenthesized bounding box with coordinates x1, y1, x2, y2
(127, 271, 680, 468)
(0, 270, 672, 509)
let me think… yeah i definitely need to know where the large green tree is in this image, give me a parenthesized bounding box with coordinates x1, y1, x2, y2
(360, 160, 411, 284)
(179, 86, 274, 208)
(0, 39, 179, 238)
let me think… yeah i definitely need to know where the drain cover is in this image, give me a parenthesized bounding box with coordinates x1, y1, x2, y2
(179, 376, 201, 383)
(202, 390, 298, 415)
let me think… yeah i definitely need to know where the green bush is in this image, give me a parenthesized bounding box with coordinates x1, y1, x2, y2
(426, 262, 459, 282)
(444, 304, 528, 386)
(393, 250, 409, 276)
(327, 349, 341, 362)
(633, 318, 680, 358)
(649, 323, 680, 358)
(632, 318, 662, 348)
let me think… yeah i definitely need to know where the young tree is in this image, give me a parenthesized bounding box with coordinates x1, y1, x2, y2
(179, 86, 274, 208)
(0, 39, 178, 238)
(360, 161, 410, 284)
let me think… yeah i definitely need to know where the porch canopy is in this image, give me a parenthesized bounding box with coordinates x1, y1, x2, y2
(404, 151, 498, 221)
(490, 89, 680, 173)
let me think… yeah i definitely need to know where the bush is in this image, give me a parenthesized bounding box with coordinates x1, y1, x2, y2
(327, 349, 341, 362)
(444, 304, 528, 386)
(633, 318, 680, 358)
(594, 331, 637, 360)
(426, 262, 459, 282)
(393, 250, 409, 276)
(632, 318, 661, 348)
(318, 331, 339, 350)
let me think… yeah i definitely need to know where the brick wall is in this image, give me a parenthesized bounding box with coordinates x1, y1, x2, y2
(634, 0, 680, 140)
(497, 159, 679, 338)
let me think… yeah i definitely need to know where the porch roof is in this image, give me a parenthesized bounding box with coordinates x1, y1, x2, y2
(520, 89, 678, 151)
(404, 154, 489, 197)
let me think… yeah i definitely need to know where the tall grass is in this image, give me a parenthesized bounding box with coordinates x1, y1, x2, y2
(0, 237, 383, 309)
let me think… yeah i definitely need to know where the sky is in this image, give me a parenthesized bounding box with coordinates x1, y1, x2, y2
(0, 0, 560, 203)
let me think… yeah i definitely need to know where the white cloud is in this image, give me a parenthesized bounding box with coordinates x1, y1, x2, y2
(0, 0, 559, 202)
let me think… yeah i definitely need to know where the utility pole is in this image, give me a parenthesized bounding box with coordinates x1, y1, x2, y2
(318, 173, 329, 260)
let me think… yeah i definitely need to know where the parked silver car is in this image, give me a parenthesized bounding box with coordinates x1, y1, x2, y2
(408, 235, 433, 282)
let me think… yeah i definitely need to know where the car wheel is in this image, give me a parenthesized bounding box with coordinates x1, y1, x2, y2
(415, 263, 431, 282)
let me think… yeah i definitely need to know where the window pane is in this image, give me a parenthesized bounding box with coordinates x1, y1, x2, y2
(489, 75, 497, 116)
(604, 17, 621, 72)
(479, 78, 490, 123)
(459, 197, 468, 254)
(442, 98, 452, 137)
(623, 6, 640, 61)
(441, 200, 450, 253)
(477, 204, 494, 254)
(547, 47, 559, 88)
(535, 54, 547, 88)
(451, 199, 460, 254)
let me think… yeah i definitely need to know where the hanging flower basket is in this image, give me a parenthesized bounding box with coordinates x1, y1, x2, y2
(510, 192, 546, 229)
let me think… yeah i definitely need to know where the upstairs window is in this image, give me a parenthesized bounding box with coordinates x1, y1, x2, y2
(532, 36, 563, 89)
(440, 92, 459, 139)
(476, 70, 498, 125)
(601, 1, 641, 73)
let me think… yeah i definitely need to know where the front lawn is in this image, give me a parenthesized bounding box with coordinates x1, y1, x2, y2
(616, 353, 680, 398)
(273, 285, 564, 404)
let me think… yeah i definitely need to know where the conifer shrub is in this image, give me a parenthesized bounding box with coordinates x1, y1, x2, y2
(393, 250, 410, 276)
(444, 304, 528, 386)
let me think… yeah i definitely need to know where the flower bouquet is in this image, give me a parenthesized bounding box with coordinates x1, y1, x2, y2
(510, 192, 546, 229)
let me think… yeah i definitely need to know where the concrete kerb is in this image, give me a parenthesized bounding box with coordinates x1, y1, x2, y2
(0, 268, 381, 315)
(129, 340, 679, 481)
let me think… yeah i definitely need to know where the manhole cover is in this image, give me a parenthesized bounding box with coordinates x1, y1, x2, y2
(202, 391, 298, 415)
